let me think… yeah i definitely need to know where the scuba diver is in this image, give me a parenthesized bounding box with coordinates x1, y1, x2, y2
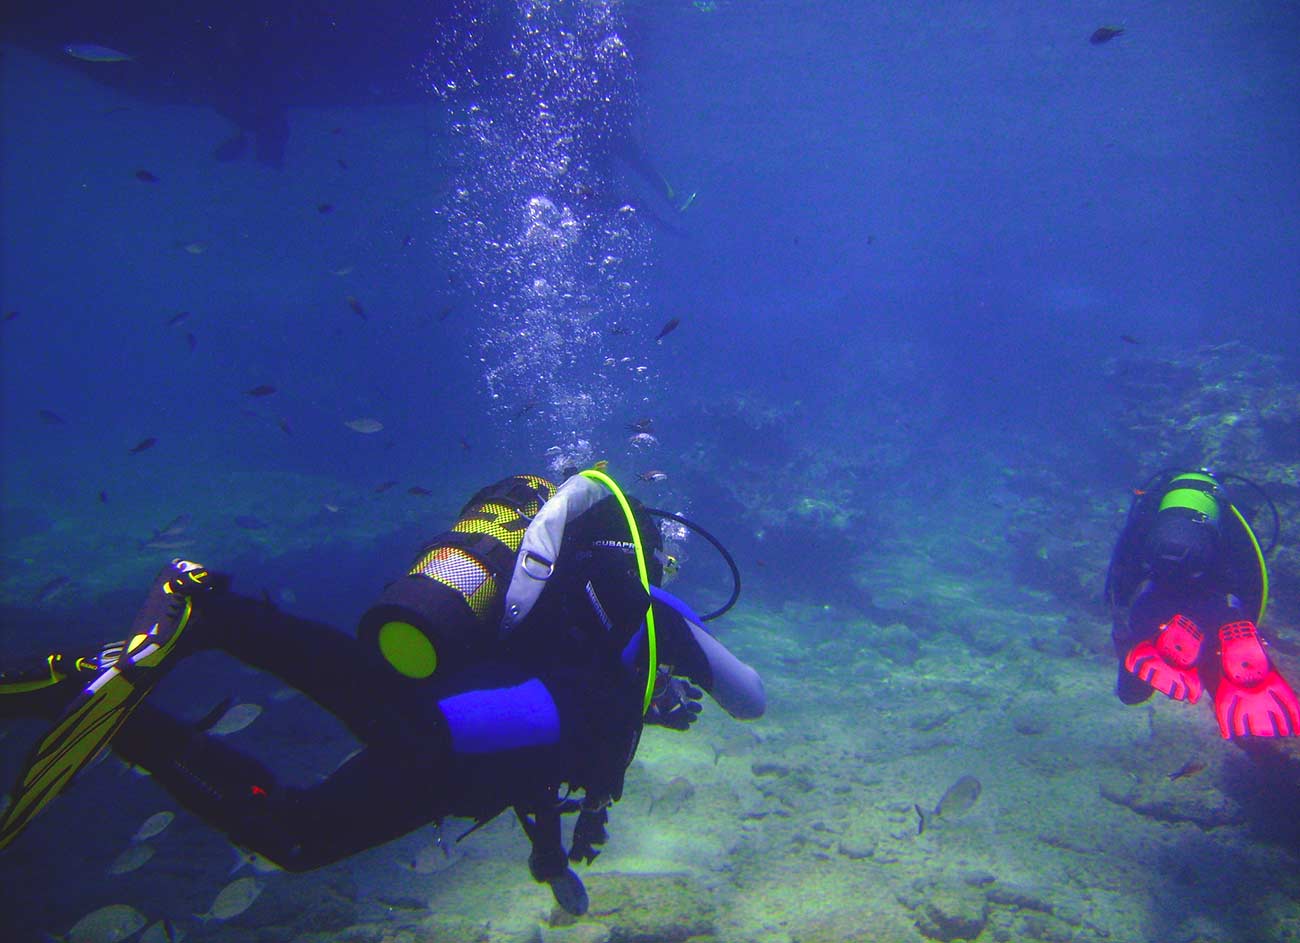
(1105, 468, 1297, 739)
(0, 470, 764, 915)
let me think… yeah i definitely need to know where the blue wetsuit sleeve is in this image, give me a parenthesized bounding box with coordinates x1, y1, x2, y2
(438, 678, 561, 754)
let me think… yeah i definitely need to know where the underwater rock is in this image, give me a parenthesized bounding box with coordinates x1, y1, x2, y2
(906, 880, 989, 941)
(570, 872, 715, 942)
(1098, 780, 1243, 829)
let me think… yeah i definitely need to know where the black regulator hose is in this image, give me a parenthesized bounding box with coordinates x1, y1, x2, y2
(645, 507, 741, 621)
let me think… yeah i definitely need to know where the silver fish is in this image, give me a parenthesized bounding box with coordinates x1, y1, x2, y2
(64, 43, 134, 62)
(66, 904, 147, 943)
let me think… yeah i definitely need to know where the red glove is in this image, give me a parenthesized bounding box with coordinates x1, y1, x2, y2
(1214, 621, 1300, 738)
(1124, 614, 1204, 703)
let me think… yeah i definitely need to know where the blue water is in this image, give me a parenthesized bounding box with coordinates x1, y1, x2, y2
(2, 2, 1299, 940)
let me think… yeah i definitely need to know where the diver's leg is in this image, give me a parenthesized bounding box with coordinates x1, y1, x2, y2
(112, 702, 441, 870)
(192, 593, 417, 746)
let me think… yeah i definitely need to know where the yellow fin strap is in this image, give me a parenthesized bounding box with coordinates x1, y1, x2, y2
(579, 468, 657, 715)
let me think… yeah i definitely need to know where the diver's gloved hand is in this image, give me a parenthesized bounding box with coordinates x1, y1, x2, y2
(1124, 614, 1204, 703)
(1214, 621, 1300, 738)
(645, 671, 703, 731)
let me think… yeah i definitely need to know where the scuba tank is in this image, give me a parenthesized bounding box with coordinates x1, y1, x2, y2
(358, 475, 556, 679)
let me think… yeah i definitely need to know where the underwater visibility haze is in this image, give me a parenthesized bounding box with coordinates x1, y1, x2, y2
(2, 1, 1300, 941)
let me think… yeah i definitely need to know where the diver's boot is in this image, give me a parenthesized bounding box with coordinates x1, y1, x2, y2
(0, 559, 222, 850)
(0, 644, 127, 721)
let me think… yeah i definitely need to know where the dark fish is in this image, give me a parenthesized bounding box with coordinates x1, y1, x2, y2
(933, 775, 982, 819)
(915, 803, 926, 835)
(346, 296, 367, 321)
(184, 332, 197, 351)
(607, 324, 630, 335)
(513, 401, 538, 420)
(318, 203, 334, 214)
(234, 515, 268, 530)
(99, 490, 110, 503)
(128, 436, 157, 454)
(3, 310, 18, 321)
(436, 305, 454, 322)
(654, 317, 681, 341)
(331, 127, 344, 135)
(638, 469, 668, 483)
(149, 514, 192, 541)
(245, 384, 276, 397)
(337, 159, 349, 171)
(135, 169, 159, 183)
(628, 417, 654, 433)
(1120, 334, 1141, 345)
(459, 436, 471, 451)
(1090, 26, 1124, 44)
(402, 234, 414, 248)
(38, 409, 66, 425)
(166, 311, 190, 327)
(1169, 759, 1206, 781)
(33, 575, 71, 605)
(407, 486, 432, 496)
(277, 417, 294, 436)
(373, 480, 398, 494)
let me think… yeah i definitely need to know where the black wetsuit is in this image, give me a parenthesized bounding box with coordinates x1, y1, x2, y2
(96, 496, 761, 872)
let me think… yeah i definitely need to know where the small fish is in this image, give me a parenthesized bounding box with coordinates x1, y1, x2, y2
(1120, 334, 1141, 345)
(135, 169, 160, 183)
(229, 845, 282, 875)
(458, 436, 471, 451)
(108, 843, 155, 875)
(436, 305, 454, 322)
(66, 904, 146, 943)
(402, 234, 414, 248)
(628, 417, 655, 433)
(129, 436, 157, 454)
(1169, 759, 1206, 781)
(915, 802, 926, 835)
(244, 384, 276, 397)
(3, 310, 18, 321)
(638, 469, 668, 483)
(64, 43, 134, 62)
(346, 295, 367, 320)
(276, 417, 293, 436)
(337, 159, 349, 170)
(132, 810, 175, 842)
(197, 876, 263, 921)
(513, 401, 539, 420)
(174, 241, 208, 255)
(331, 265, 354, 276)
(166, 311, 190, 327)
(39, 409, 66, 425)
(373, 480, 398, 494)
(399, 838, 463, 874)
(1090, 25, 1125, 44)
(234, 515, 268, 530)
(654, 316, 681, 341)
(607, 323, 631, 335)
(317, 203, 334, 214)
(408, 486, 433, 496)
(184, 332, 197, 351)
(647, 775, 696, 814)
(628, 432, 658, 449)
(99, 490, 110, 503)
(140, 514, 192, 550)
(344, 417, 383, 434)
(33, 575, 71, 605)
(208, 703, 263, 736)
(932, 774, 982, 821)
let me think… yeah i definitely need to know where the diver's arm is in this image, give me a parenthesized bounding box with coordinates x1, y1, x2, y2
(655, 603, 764, 720)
